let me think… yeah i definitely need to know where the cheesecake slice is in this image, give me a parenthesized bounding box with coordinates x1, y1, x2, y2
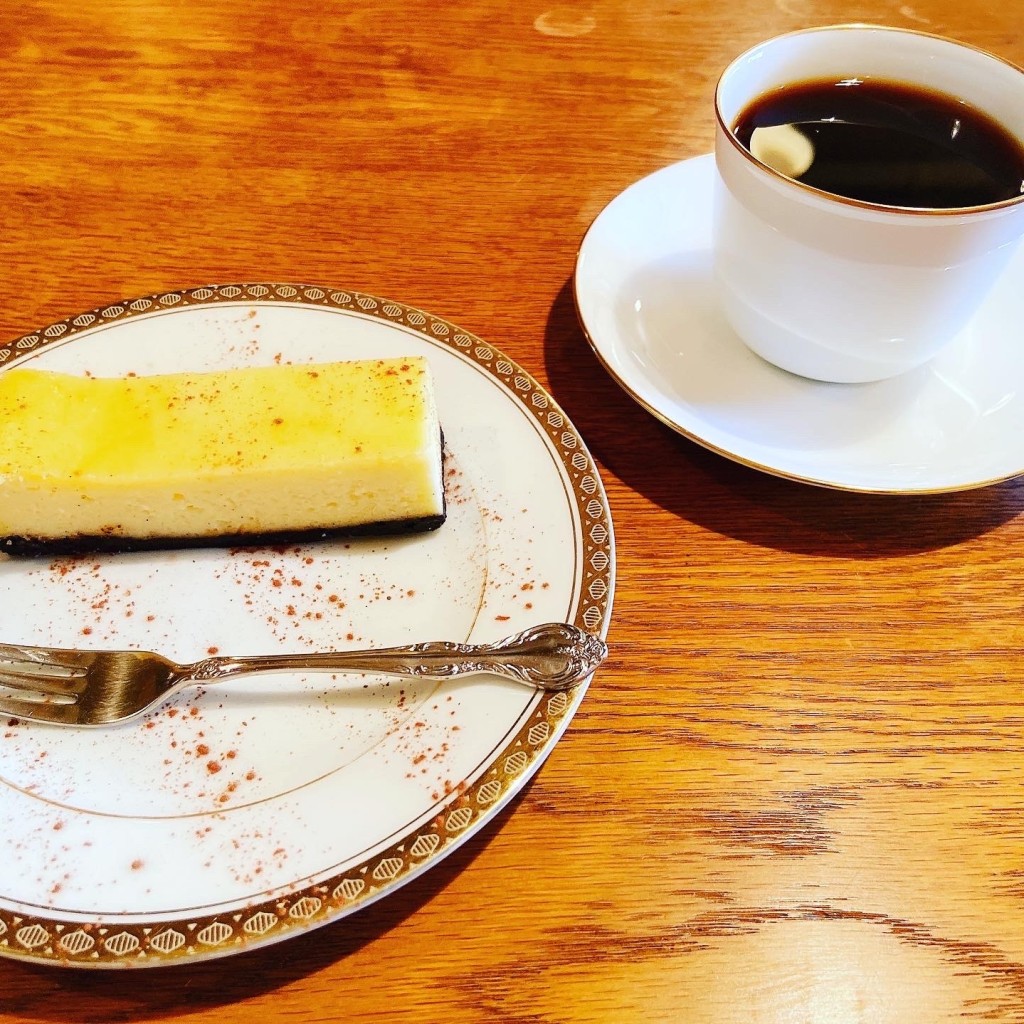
(0, 357, 446, 556)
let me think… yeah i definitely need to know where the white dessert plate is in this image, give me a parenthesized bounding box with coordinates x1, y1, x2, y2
(574, 153, 1024, 493)
(0, 284, 614, 967)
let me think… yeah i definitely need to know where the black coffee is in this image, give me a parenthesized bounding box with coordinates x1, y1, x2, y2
(733, 78, 1024, 208)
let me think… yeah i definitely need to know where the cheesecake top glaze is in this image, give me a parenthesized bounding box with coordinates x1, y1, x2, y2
(0, 357, 446, 553)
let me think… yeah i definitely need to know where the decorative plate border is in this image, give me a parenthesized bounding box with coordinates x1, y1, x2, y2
(0, 283, 615, 967)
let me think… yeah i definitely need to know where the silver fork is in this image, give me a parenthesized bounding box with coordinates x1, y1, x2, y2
(0, 622, 607, 728)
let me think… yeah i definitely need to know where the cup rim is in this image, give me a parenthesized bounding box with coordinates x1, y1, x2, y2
(714, 23, 1024, 218)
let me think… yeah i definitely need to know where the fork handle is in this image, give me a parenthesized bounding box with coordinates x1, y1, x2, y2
(185, 622, 607, 693)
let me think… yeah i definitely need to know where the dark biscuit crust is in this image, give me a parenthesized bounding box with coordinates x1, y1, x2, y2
(0, 512, 446, 558)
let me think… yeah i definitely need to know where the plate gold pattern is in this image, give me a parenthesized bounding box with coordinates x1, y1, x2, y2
(0, 284, 615, 967)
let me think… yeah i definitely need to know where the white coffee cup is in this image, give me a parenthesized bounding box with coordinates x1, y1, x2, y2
(713, 25, 1024, 383)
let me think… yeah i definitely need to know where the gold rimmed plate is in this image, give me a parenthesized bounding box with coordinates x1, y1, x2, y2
(574, 154, 1024, 494)
(0, 284, 615, 967)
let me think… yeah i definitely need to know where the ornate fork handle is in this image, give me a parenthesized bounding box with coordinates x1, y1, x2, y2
(188, 622, 607, 692)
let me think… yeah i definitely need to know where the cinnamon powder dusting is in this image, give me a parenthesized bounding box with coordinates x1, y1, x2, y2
(1, 428, 545, 908)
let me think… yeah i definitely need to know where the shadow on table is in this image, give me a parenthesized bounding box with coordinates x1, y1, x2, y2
(542, 277, 1024, 557)
(0, 782, 531, 1022)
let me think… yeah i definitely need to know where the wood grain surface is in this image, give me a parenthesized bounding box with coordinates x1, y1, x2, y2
(3, 0, 1024, 1021)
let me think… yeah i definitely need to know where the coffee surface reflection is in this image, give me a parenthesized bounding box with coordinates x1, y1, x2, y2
(734, 78, 1024, 208)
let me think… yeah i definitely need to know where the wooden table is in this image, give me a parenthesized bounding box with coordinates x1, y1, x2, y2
(3, 1, 1024, 1021)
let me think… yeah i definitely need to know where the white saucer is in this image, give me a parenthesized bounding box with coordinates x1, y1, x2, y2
(574, 153, 1024, 493)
